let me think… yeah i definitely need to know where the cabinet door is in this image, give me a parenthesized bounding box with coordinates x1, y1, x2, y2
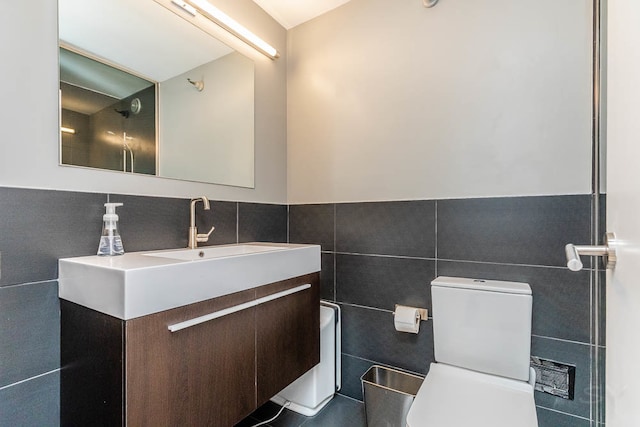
(126, 288, 257, 427)
(255, 273, 320, 404)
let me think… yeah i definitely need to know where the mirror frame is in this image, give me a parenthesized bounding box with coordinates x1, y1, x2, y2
(57, 0, 256, 189)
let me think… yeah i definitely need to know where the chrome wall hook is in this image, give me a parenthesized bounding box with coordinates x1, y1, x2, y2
(187, 78, 204, 92)
(423, 0, 439, 8)
(565, 232, 617, 271)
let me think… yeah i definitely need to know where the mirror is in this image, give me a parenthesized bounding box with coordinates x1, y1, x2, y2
(58, 0, 255, 188)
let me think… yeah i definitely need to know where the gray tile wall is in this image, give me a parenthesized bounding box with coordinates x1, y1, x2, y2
(288, 195, 605, 427)
(0, 186, 288, 427)
(0, 187, 603, 427)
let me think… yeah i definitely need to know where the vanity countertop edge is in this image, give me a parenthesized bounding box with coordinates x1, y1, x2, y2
(58, 242, 321, 320)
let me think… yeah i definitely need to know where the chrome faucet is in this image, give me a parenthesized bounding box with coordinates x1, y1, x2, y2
(188, 196, 215, 249)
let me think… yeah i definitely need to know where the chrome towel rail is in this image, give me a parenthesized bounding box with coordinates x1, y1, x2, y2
(565, 232, 617, 271)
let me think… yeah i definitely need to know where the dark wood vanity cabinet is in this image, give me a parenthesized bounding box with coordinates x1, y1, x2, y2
(255, 277, 320, 404)
(125, 288, 258, 427)
(61, 273, 319, 427)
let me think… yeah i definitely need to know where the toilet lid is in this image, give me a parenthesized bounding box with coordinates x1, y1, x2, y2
(406, 363, 538, 427)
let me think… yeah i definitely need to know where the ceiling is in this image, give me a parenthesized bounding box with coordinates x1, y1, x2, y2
(252, 0, 352, 29)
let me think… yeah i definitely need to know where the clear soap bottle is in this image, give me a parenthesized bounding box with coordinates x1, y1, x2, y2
(97, 203, 125, 256)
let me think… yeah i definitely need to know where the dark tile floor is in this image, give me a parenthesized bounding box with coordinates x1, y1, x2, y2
(235, 395, 366, 427)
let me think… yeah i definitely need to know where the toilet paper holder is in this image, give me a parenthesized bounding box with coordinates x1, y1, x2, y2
(394, 305, 428, 321)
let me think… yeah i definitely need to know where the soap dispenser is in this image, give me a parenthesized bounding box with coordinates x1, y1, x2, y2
(97, 203, 125, 256)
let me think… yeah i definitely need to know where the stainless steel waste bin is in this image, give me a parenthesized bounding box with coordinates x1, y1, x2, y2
(361, 365, 424, 427)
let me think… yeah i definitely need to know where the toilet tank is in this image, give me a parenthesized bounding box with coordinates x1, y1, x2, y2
(431, 276, 532, 382)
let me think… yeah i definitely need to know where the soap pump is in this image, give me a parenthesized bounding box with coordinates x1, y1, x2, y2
(97, 203, 125, 256)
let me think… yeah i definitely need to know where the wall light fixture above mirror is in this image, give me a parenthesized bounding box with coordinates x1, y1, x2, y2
(171, 0, 280, 59)
(59, 0, 256, 188)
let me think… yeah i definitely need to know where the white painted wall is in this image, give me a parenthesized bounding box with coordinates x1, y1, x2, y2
(0, 0, 287, 204)
(1, 0, 594, 205)
(287, 0, 594, 203)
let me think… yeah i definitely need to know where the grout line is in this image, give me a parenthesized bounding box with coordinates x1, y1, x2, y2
(329, 252, 591, 271)
(333, 251, 436, 261)
(590, 264, 595, 423)
(0, 369, 60, 392)
(334, 393, 365, 404)
(336, 301, 434, 319)
(0, 279, 59, 290)
(316, 250, 595, 271)
(335, 301, 433, 322)
(336, 393, 363, 404)
(334, 204, 337, 301)
(589, 195, 596, 426)
(531, 334, 592, 347)
(435, 258, 596, 271)
(535, 405, 592, 422)
(337, 301, 394, 314)
(336, 252, 593, 272)
(434, 200, 438, 277)
(333, 252, 337, 302)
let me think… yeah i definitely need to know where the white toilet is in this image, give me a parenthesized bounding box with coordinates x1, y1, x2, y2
(271, 301, 341, 416)
(406, 276, 539, 427)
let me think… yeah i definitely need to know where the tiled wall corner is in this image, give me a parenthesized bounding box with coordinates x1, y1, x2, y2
(0, 186, 602, 426)
(288, 195, 603, 426)
(289, 204, 335, 251)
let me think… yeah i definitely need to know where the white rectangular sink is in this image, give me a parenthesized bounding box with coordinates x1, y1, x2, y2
(58, 243, 320, 320)
(143, 244, 289, 261)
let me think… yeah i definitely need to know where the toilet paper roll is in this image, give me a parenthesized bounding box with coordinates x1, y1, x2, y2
(394, 305, 420, 334)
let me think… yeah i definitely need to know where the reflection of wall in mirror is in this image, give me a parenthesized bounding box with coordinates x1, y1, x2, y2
(62, 86, 156, 175)
(159, 52, 254, 188)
